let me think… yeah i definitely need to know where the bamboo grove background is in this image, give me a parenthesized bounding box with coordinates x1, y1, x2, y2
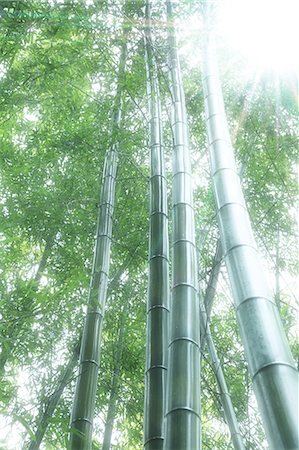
(0, 0, 298, 449)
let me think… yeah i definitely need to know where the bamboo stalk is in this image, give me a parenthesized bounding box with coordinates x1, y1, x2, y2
(70, 41, 127, 450)
(202, 24, 298, 450)
(164, 2, 201, 449)
(143, 2, 170, 449)
(200, 300, 245, 450)
(27, 342, 80, 450)
(25, 248, 136, 450)
(102, 301, 127, 450)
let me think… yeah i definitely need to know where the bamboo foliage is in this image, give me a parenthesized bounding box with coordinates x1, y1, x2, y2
(202, 27, 299, 450)
(143, 2, 170, 449)
(70, 41, 127, 450)
(164, 2, 201, 449)
(0, 234, 55, 375)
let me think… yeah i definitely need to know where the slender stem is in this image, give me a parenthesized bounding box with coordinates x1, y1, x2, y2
(204, 238, 222, 320)
(34, 234, 55, 283)
(26, 342, 80, 450)
(275, 226, 281, 311)
(102, 303, 127, 450)
(200, 300, 245, 450)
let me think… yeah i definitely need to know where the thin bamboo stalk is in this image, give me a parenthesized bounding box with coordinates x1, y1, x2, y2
(25, 248, 136, 450)
(204, 238, 222, 320)
(27, 342, 80, 450)
(70, 41, 127, 450)
(102, 301, 127, 450)
(200, 300, 245, 450)
(202, 26, 298, 450)
(164, 2, 201, 449)
(143, 3, 170, 449)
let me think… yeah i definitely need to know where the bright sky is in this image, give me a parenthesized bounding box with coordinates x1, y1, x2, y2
(216, 0, 299, 74)
(179, 0, 299, 77)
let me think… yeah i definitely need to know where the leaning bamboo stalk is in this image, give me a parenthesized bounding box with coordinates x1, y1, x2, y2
(203, 237, 222, 320)
(26, 248, 135, 450)
(200, 239, 244, 449)
(202, 26, 298, 450)
(27, 341, 80, 450)
(164, 2, 201, 449)
(143, 2, 170, 449)
(200, 299, 245, 450)
(70, 41, 127, 450)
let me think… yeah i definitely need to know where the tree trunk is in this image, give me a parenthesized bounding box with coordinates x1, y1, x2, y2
(143, 3, 170, 450)
(70, 40, 128, 450)
(202, 23, 298, 450)
(164, 2, 201, 449)
(101, 386, 118, 450)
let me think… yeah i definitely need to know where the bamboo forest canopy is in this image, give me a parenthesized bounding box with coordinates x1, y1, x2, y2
(0, 0, 298, 449)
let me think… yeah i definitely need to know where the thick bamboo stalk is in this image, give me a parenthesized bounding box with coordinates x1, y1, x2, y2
(143, 3, 170, 449)
(70, 42, 127, 450)
(164, 2, 201, 449)
(202, 30, 298, 450)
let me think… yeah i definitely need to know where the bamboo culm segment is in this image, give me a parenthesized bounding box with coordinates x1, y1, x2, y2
(202, 32, 298, 450)
(164, 2, 201, 449)
(143, 2, 170, 449)
(70, 42, 127, 450)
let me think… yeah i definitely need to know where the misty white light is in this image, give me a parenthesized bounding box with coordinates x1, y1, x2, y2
(217, 0, 299, 73)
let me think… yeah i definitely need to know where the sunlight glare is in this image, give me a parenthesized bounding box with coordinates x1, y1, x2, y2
(23, 107, 40, 122)
(217, 0, 299, 73)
